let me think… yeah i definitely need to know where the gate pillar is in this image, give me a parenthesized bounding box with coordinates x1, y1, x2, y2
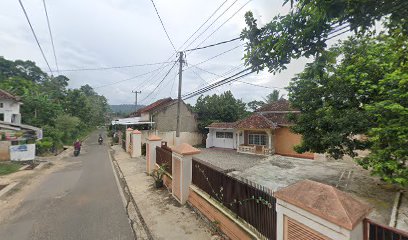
(275, 180, 371, 240)
(146, 135, 162, 174)
(171, 143, 200, 204)
(131, 130, 142, 158)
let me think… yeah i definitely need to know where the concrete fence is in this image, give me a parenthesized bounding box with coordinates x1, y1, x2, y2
(129, 134, 406, 240)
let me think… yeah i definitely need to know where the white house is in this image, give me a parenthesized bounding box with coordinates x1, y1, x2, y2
(0, 89, 22, 124)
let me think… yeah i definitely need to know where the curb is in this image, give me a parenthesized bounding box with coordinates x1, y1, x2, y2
(0, 182, 19, 198)
(109, 148, 154, 240)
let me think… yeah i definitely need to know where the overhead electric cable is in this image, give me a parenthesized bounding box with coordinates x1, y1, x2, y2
(149, 0, 177, 52)
(51, 61, 175, 72)
(94, 65, 169, 89)
(187, 0, 251, 54)
(18, 0, 53, 74)
(182, 0, 239, 51)
(184, 37, 240, 52)
(42, 0, 59, 74)
(139, 61, 178, 102)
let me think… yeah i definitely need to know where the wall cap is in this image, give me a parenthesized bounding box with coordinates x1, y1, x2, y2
(147, 135, 162, 141)
(132, 130, 141, 134)
(126, 128, 133, 131)
(274, 179, 372, 230)
(172, 143, 201, 155)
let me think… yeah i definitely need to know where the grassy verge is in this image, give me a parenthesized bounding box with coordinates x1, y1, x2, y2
(0, 162, 21, 176)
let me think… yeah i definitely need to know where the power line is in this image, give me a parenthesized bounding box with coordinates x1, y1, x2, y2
(183, 0, 239, 51)
(49, 61, 175, 72)
(42, 0, 59, 75)
(184, 44, 244, 71)
(18, 0, 53, 74)
(139, 61, 178, 103)
(235, 80, 285, 90)
(149, 0, 177, 52)
(93, 65, 169, 89)
(187, 0, 251, 55)
(184, 37, 240, 52)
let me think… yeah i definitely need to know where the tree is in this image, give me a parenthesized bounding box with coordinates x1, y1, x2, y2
(288, 24, 408, 184)
(263, 90, 283, 104)
(241, 0, 407, 73)
(193, 91, 248, 133)
(247, 100, 264, 111)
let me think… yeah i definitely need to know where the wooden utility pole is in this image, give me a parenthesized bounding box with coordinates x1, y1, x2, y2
(132, 90, 141, 112)
(176, 51, 184, 138)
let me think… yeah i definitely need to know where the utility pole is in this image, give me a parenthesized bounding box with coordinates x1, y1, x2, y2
(132, 90, 141, 112)
(176, 51, 184, 140)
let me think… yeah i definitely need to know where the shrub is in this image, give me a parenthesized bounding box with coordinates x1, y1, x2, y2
(141, 143, 146, 156)
(36, 137, 54, 155)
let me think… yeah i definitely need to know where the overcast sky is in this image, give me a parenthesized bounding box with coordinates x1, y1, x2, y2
(0, 0, 346, 105)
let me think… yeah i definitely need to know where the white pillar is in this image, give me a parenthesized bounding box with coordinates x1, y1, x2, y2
(171, 143, 201, 204)
(267, 129, 274, 154)
(131, 130, 142, 158)
(125, 128, 133, 153)
(146, 135, 162, 174)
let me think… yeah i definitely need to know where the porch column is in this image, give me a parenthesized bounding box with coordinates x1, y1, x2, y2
(267, 130, 274, 154)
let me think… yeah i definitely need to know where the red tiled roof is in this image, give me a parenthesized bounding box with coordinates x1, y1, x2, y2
(140, 98, 173, 113)
(256, 99, 297, 112)
(0, 89, 20, 101)
(275, 180, 372, 230)
(262, 112, 297, 126)
(206, 122, 236, 129)
(235, 113, 276, 129)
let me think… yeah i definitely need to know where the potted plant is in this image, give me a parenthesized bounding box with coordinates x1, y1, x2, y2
(152, 164, 167, 188)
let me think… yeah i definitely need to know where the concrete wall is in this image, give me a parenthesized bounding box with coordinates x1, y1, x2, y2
(0, 141, 11, 161)
(274, 127, 314, 159)
(141, 130, 202, 147)
(206, 128, 236, 149)
(0, 99, 21, 124)
(153, 102, 198, 132)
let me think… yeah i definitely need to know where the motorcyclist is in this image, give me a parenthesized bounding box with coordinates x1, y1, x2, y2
(98, 134, 103, 144)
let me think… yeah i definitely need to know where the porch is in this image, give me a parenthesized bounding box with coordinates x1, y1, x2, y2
(236, 129, 274, 156)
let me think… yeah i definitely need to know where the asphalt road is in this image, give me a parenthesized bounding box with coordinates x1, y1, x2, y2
(0, 131, 134, 240)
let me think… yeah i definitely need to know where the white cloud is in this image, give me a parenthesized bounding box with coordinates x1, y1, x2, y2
(0, 0, 339, 105)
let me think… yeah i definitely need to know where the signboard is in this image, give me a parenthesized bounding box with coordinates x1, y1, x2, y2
(9, 144, 35, 161)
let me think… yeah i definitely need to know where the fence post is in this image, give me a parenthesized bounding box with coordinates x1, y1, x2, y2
(146, 135, 162, 174)
(131, 130, 142, 158)
(171, 143, 200, 204)
(274, 180, 372, 240)
(125, 128, 133, 153)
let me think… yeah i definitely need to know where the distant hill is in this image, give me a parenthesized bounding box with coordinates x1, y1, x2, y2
(110, 104, 144, 116)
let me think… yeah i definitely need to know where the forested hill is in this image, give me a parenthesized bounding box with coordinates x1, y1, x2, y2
(110, 104, 144, 115)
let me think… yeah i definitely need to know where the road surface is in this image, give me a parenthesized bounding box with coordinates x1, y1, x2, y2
(0, 131, 134, 240)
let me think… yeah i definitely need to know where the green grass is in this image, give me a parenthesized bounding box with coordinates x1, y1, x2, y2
(0, 162, 21, 176)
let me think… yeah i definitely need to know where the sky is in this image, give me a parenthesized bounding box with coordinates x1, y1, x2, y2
(0, 0, 346, 105)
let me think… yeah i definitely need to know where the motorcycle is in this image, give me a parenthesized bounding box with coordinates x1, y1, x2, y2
(98, 137, 103, 145)
(74, 147, 80, 156)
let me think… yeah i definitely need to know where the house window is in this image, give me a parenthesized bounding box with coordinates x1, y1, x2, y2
(0, 113, 3, 121)
(216, 132, 224, 138)
(224, 132, 233, 139)
(216, 132, 233, 139)
(0, 103, 3, 108)
(248, 134, 267, 145)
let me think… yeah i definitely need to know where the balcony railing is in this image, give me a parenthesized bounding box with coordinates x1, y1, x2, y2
(238, 145, 273, 156)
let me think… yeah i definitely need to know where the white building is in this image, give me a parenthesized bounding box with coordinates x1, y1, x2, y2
(0, 89, 22, 124)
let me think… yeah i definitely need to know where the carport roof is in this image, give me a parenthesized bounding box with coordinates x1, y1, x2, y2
(274, 179, 372, 230)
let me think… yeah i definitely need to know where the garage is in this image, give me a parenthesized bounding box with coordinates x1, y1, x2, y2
(205, 122, 237, 149)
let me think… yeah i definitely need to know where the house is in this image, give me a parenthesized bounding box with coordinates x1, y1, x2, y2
(125, 98, 201, 146)
(0, 89, 22, 124)
(0, 89, 42, 161)
(206, 99, 315, 159)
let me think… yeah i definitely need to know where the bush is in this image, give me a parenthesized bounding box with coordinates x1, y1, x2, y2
(36, 137, 54, 155)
